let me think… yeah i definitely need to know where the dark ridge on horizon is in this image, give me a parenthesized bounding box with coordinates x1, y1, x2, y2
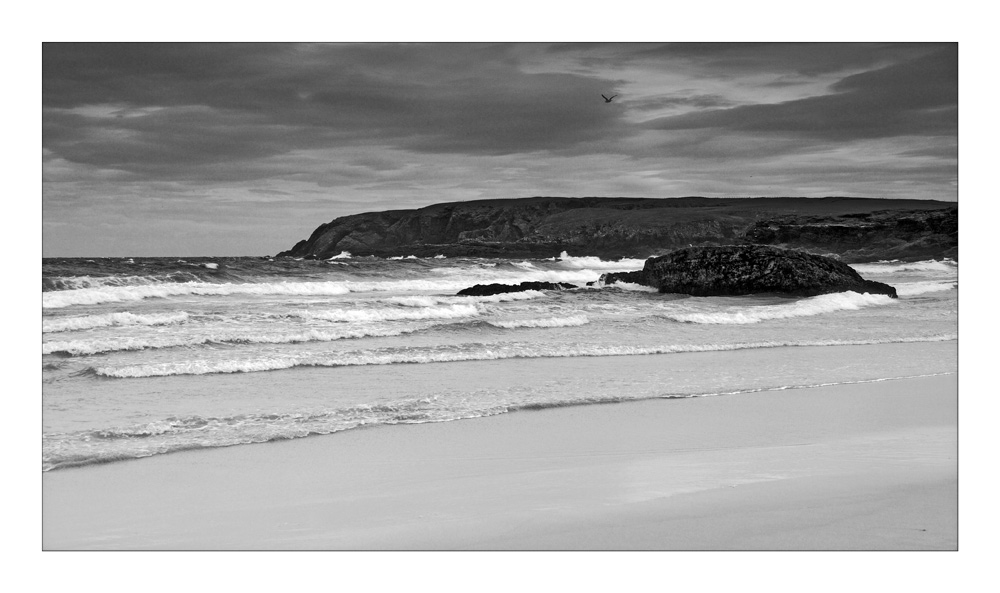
(349, 195, 955, 216)
(279, 195, 956, 263)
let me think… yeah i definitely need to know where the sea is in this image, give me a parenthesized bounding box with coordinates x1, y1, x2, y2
(41, 251, 958, 472)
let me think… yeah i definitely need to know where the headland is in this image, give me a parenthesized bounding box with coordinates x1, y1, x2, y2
(278, 196, 957, 262)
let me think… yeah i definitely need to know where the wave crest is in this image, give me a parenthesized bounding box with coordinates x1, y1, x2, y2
(487, 315, 590, 329)
(42, 281, 355, 309)
(895, 281, 958, 297)
(291, 304, 479, 323)
(43, 311, 190, 333)
(850, 259, 957, 275)
(659, 291, 895, 325)
(42, 326, 417, 356)
(91, 334, 957, 378)
(43, 272, 203, 292)
(554, 251, 648, 271)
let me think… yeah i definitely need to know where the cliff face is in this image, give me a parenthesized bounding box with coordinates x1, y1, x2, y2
(278, 196, 957, 263)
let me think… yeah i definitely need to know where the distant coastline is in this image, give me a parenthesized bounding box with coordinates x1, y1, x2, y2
(278, 196, 957, 263)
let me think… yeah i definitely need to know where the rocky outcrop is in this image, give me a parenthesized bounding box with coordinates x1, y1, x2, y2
(456, 281, 577, 297)
(277, 196, 957, 263)
(601, 245, 897, 298)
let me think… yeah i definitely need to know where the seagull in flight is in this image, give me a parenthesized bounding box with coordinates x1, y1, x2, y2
(602, 94, 618, 103)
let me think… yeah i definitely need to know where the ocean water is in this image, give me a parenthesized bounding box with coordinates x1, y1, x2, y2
(41, 252, 958, 471)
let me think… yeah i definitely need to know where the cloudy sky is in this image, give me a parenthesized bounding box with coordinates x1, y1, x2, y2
(42, 42, 957, 257)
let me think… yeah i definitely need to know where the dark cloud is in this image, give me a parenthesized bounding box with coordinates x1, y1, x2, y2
(643, 45, 957, 140)
(629, 42, 944, 77)
(41, 42, 958, 256)
(628, 94, 737, 112)
(43, 43, 295, 108)
(43, 43, 627, 180)
(44, 106, 296, 171)
(43, 42, 957, 177)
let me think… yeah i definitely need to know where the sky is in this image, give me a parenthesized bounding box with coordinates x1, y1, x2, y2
(42, 42, 958, 257)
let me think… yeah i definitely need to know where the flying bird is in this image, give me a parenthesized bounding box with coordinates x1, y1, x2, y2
(602, 94, 618, 103)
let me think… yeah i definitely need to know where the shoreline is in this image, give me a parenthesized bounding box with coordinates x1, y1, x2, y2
(43, 372, 957, 550)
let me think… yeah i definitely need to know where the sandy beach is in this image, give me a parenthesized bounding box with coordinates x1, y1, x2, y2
(43, 372, 956, 551)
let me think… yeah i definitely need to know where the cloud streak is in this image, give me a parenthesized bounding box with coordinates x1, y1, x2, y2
(644, 45, 957, 140)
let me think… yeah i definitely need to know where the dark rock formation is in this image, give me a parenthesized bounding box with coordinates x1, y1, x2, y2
(601, 245, 897, 298)
(277, 196, 957, 263)
(457, 281, 578, 297)
(741, 207, 957, 262)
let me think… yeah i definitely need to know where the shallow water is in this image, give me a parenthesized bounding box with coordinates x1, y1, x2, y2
(42, 252, 958, 470)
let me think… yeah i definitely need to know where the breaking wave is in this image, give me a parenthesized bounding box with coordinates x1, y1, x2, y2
(658, 291, 896, 324)
(384, 291, 546, 307)
(42, 311, 190, 333)
(602, 281, 659, 292)
(289, 304, 480, 322)
(553, 251, 648, 271)
(42, 326, 418, 356)
(42, 269, 599, 308)
(42, 281, 353, 308)
(895, 281, 958, 297)
(43, 272, 204, 292)
(487, 315, 590, 329)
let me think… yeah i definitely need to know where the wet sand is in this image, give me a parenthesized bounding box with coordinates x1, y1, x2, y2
(42, 373, 956, 550)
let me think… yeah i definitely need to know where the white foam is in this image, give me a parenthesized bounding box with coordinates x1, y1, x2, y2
(44, 273, 200, 290)
(895, 281, 958, 296)
(201, 262, 219, 269)
(293, 304, 480, 322)
(850, 259, 957, 275)
(384, 295, 444, 307)
(44, 335, 189, 355)
(605, 281, 659, 292)
(327, 251, 353, 259)
(384, 291, 546, 307)
(487, 315, 590, 329)
(98, 357, 302, 377)
(659, 291, 896, 325)
(556, 251, 648, 271)
(42, 311, 190, 333)
(94, 334, 958, 378)
(42, 281, 355, 308)
(462, 290, 549, 303)
(43, 326, 417, 356)
(46, 267, 607, 308)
